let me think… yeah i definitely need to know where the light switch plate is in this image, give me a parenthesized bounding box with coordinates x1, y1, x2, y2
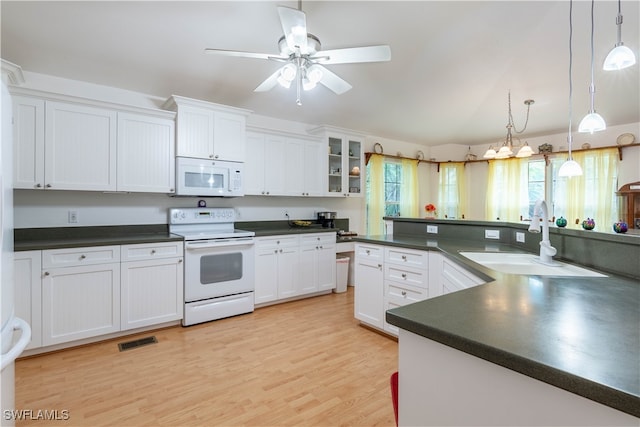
(484, 229, 500, 239)
(427, 225, 438, 234)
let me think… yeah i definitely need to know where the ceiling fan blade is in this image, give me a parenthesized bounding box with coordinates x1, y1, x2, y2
(315, 65, 352, 95)
(254, 68, 283, 92)
(314, 45, 391, 65)
(277, 6, 308, 53)
(204, 48, 285, 61)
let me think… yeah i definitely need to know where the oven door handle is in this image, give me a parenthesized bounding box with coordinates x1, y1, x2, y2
(185, 238, 255, 250)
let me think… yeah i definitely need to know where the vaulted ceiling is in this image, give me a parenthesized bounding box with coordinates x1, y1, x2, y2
(2, 1, 638, 146)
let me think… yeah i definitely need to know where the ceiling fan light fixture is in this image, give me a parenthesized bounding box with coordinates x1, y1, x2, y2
(277, 63, 297, 88)
(306, 64, 323, 84)
(302, 77, 316, 91)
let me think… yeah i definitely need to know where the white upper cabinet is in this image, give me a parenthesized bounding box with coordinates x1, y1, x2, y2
(11, 91, 176, 193)
(309, 126, 365, 197)
(45, 101, 117, 191)
(164, 95, 251, 163)
(12, 96, 44, 189)
(117, 112, 175, 193)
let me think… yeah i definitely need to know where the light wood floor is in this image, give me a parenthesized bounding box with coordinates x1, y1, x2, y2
(15, 288, 398, 426)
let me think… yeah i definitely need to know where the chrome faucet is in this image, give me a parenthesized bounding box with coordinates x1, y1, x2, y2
(528, 200, 559, 266)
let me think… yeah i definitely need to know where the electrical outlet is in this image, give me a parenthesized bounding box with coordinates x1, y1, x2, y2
(516, 232, 525, 243)
(427, 225, 438, 234)
(484, 229, 500, 239)
(68, 210, 78, 224)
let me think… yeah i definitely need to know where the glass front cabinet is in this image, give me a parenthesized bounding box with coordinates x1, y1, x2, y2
(311, 126, 365, 197)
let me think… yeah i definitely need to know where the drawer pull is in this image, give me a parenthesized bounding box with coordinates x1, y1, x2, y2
(79, 255, 86, 260)
(401, 273, 407, 279)
(401, 255, 407, 261)
(401, 291, 407, 296)
(44, 271, 50, 276)
(366, 250, 370, 255)
(178, 259, 183, 263)
(377, 264, 382, 269)
(151, 250, 156, 255)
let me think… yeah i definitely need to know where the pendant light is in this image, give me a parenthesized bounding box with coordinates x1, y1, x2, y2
(559, 0, 583, 177)
(578, 0, 606, 134)
(603, 0, 637, 70)
(484, 92, 534, 159)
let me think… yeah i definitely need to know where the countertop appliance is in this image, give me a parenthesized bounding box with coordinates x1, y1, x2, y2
(169, 208, 255, 326)
(2, 80, 31, 425)
(175, 157, 244, 197)
(317, 211, 337, 228)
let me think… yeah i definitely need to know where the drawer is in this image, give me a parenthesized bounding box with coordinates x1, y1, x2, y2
(256, 235, 299, 250)
(355, 244, 383, 261)
(385, 281, 427, 304)
(300, 232, 336, 246)
(384, 264, 427, 288)
(42, 246, 120, 268)
(120, 242, 184, 261)
(385, 247, 428, 269)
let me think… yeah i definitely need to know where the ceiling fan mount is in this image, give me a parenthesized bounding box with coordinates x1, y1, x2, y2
(205, 5, 391, 105)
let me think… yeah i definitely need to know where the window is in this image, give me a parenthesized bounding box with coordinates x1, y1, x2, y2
(384, 161, 402, 217)
(527, 160, 546, 218)
(438, 162, 467, 219)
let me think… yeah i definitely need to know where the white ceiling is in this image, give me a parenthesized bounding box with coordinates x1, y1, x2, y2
(1, 1, 638, 147)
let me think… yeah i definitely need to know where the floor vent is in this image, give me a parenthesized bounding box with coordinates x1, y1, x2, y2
(118, 336, 158, 352)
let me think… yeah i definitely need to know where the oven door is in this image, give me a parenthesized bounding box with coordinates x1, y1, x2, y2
(183, 238, 255, 302)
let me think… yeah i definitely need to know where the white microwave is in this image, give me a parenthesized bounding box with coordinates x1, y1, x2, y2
(175, 157, 244, 197)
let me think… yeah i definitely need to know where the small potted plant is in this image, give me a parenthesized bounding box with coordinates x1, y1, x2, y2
(425, 204, 437, 219)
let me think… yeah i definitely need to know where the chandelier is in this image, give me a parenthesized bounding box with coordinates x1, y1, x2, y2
(483, 92, 534, 159)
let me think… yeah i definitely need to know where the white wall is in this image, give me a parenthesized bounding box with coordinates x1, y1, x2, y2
(11, 71, 640, 229)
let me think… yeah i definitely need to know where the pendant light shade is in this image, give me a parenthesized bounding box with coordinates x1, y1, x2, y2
(515, 143, 533, 158)
(483, 146, 497, 159)
(558, 159, 583, 177)
(579, 0, 606, 134)
(578, 111, 607, 133)
(603, 0, 637, 71)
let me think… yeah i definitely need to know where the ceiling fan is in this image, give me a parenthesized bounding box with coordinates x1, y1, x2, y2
(204, 2, 391, 106)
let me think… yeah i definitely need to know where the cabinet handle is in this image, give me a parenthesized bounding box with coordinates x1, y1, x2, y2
(44, 271, 50, 276)
(45, 184, 52, 188)
(79, 255, 86, 260)
(35, 183, 42, 188)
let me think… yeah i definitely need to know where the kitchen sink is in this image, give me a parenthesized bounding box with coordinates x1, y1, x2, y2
(459, 252, 607, 277)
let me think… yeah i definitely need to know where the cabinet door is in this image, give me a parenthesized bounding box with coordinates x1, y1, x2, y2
(354, 259, 384, 328)
(14, 251, 42, 350)
(12, 96, 45, 189)
(317, 243, 337, 291)
(245, 132, 266, 195)
(44, 101, 117, 191)
(343, 136, 364, 197)
(42, 262, 120, 346)
(277, 246, 299, 299)
(121, 257, 183, 330)
(213, 111, 246, 162)
(175, 105, 215, 159)
(284, 138, 305, 196)
(303, 140, 324, 196)
(298, 244, 319, 295)
(117, 112, 175, 193)
(263, 134, 286, 195)
(254, 248, 278, 304)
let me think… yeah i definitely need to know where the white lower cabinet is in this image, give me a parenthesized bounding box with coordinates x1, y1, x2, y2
(355, 245, 486, 336)
(255, 233, 336, 305)
(354, 244, 385, 329)
(42, 257, 121, 346)
(16, 241, 184, 351)
(120, 242, 184, 330)
(14, 250, 42, 350)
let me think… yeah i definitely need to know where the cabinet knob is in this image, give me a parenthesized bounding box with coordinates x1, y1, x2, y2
(44, 271, 50, 276)
(401, 255, 407, 261)
(45, 184, 52, 188)
(262, 191, 265, 195)
(274, 249, 278, 253)
(401, 291, 407, 297)
(35, 183, 42, 188)
(319, 245, 323, 249)
(178, 259, 183, 263)
(151, 250, 156, 255)
(276, 240, 280, 244)
(366, 250, 370, 255)
(214, 154, 219, 159)
(401, 273, 407, 279)
(266, 192, 270, 195)
(377, 264, 382, 269)
(79, 254, 86, 260)
(316, 246, 319, 250)
(169, 188, 174, 192)
(209, 154, 214, 159)
(279, 249, 283, 253)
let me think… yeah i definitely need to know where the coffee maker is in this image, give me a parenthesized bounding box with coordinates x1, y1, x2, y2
(317, 211, 337, 228)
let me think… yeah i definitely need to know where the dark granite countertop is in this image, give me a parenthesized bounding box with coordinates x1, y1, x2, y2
(355, 234, 640, 418)
(14, 225, 183, 251)
(237, 219, 345, 239)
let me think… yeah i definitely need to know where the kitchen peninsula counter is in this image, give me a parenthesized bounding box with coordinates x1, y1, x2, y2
(14, 225, 182, 251)
(355, 233, 639, 421)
